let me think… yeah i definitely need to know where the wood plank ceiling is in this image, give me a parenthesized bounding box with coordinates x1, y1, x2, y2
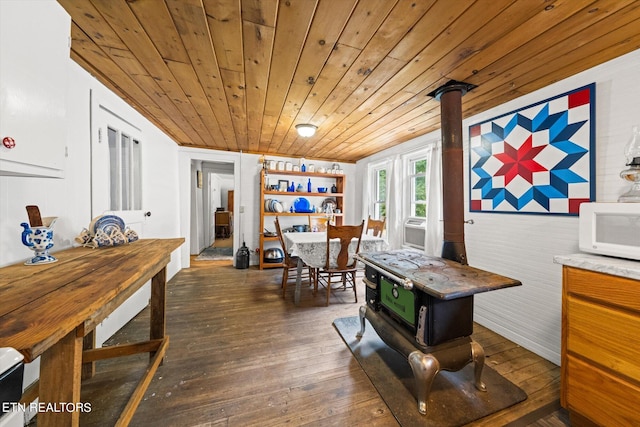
(58, 0, 640, 163)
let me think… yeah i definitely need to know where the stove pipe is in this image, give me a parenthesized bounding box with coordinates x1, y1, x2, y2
(429, 81, 476, 265)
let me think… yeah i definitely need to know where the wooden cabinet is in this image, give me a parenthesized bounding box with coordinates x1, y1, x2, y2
(561, 266, 640, 426)
(215, 211, 233, 238)
(0, 1, 69, 178)
(259, 169, 345, 269)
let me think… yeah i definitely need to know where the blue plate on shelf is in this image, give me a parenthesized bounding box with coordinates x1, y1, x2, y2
(293, 197, 312, 213)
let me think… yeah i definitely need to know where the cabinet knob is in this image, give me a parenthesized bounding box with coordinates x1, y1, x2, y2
(2, 136, 16, 149)
(144, 211, 151, 217)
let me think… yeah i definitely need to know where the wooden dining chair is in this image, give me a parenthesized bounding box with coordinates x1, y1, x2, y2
(358, 215, 386, 279)
(308, 215, 328, 232)
(274, 217, 314, 298)
(316, 220, 365, 306)
(366, 215, 385, 237)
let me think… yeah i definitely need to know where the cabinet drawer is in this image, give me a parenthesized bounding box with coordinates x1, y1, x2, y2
(567, 296, 640, 383)
(566, 355, 640, 425)
(564, 267, 640, 312)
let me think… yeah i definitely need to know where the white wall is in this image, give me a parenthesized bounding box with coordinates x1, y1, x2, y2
(1, 67, 182, 273)
(190, 160, 204, 254)
(219, 177, 234, 211)
(355, 48, 640, 365)
(1, 62, 183, 268)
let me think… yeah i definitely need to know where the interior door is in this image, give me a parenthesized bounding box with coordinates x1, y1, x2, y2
(91, 97, 147, 345)
(91, 101, 145, 234)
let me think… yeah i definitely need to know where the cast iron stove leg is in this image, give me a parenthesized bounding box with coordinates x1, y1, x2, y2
(408, 351, 440, 415)
(357, 305, 487, 415)
(356, 305, 367, 338)
(471, 340, 487, 391)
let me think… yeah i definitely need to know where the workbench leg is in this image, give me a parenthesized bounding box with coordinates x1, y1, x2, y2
(81, 331, 95, 380)
(38, 328, 83, 427)
(150, 266, 167, 363)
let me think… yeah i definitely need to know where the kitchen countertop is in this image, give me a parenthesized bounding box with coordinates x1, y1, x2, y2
(553, 253, 640, 281)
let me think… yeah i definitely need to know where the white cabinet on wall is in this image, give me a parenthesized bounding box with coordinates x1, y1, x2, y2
(0, 0, 70, 178)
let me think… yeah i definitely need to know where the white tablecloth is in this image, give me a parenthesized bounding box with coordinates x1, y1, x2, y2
(283, 232, 387, 269)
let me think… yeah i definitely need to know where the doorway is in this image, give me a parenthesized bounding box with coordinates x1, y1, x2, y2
(191, 160, 235, 262)
(180, 151, 241, 268)
(204, 161, 234, 247)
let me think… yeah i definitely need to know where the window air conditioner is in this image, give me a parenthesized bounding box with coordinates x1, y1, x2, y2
(403, 218, 426, 250)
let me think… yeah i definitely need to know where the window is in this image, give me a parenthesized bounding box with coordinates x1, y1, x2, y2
(409, 157, 427, 218)
(371, 164, 387, 219)
(107, 126, 142, 211)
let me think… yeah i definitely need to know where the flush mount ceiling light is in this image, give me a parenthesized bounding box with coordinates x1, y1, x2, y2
(295, 124, 317, 137)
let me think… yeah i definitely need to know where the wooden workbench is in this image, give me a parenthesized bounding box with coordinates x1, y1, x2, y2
(0, 238, 184, 426)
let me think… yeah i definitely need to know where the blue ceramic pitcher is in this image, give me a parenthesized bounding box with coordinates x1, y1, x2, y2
(21, 217, 58, 265)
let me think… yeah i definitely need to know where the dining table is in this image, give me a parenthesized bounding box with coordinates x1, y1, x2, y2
(282, 231, 387, 305)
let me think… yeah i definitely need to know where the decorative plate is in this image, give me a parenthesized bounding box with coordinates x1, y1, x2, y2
(293, 197, 312, 213)
(321, 198, 337, 212)
(91, 215, 125, 236)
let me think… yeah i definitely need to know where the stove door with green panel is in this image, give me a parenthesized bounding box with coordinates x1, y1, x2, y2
(380, 276, 417, 330)
(379, 274, 474, 346)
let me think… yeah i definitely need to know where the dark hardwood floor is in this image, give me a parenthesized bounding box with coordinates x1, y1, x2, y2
(68, 258, 568, 426)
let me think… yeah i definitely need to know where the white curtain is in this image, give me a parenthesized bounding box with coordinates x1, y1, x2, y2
(386, 154, 404, 249)
(360, 166, 371, 224)
(424, 142, 443, 256)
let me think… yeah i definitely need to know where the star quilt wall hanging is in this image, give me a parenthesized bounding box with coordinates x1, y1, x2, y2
(469, 83, 595, 215)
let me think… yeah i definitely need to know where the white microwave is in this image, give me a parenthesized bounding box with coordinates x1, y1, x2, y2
(579, 202, 640, 261)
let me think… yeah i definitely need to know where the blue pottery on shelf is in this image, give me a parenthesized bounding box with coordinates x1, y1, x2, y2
(21, 217, 58, 265)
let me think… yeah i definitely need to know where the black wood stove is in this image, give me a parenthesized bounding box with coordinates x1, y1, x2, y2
(356, 249, 521, 415)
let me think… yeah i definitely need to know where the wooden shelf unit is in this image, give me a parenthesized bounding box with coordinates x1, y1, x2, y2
(259, 169, 345, 269)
